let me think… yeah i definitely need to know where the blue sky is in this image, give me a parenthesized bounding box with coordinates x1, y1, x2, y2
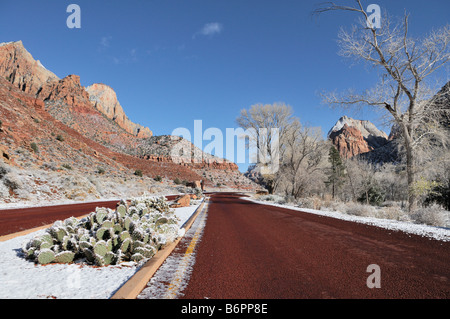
(1, 0, 449, 172)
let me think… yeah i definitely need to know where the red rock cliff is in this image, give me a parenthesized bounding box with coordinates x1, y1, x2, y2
(86, 83, 153, 138)
(0, 41, 58, 95)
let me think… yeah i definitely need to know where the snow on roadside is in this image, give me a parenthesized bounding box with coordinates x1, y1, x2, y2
(243, 197, 450, 242)
(0, 193, 182, 211)
(0, 197, 122, 211)
(0, 201, 202, 299)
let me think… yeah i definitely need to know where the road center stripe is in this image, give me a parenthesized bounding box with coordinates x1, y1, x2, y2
(137, 201, 209, 299)
(163, 204, 209, 299)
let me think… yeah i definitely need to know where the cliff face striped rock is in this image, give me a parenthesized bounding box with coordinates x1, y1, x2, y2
(86, 83, 153, 138)
(0, 41, 152, 139)
(0, 41, 58, 96)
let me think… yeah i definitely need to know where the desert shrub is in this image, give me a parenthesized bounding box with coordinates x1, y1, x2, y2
(260, 194, 283, 202)
(327, 200, 350, 213)
(0, 165, 19, 192)
(134, 169, 143, 177)
(30, 142, 39, 153)
(345, 202, 377, 217)
(410, 204, 448, 227)
(22, 197, 180, 266)
(297, 197, 323, 210)
(358, 185, 385, 206)
(283, 195, 296, 205)
(41, 163, 58, 171)
(97, 167, 105, 174)
(174, 177, 182, 185)
(376, 206, 408, 221)
(193, 187, 203, 198)
(56, 134, 65, 142)
(3, 177, 19, 192)
(0, 166, 8, 179)
(381, 201, 404, 209)
(424, 180, 450, 211)
(62, 164, 72, 170)
(275, 197, 287, 205)
(154, 175, 162, 182)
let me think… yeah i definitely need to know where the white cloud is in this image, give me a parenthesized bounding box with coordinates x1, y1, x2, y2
(129, 48, 138, 62)
(193, 22, 223, 39)
(100, 36, 112, 49)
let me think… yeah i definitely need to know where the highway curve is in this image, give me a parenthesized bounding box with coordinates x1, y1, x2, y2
(180, 193, 450, 299)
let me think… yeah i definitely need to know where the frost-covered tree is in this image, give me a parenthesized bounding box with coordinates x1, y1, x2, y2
(236, 103, 298, 193)
(314, 0, 450, 212)
(279, 121, 328, 198)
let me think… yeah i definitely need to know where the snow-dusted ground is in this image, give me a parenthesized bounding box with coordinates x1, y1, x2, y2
(243, 197, 450, 242)
(0, 200, 202, 299)
(0, 194, 185, 211)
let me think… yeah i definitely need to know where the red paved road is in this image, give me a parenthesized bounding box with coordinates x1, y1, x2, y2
(181, 193, 450, 299)
(0, 195, 179, 236)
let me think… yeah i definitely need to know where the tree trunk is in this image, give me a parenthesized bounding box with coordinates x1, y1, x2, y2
(332, 181, 335, 200)
(346, 166, 357, 201)
(406, 143, 417, 213)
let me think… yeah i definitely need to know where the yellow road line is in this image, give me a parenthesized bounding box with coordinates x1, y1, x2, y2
(163, 202, 209, 299)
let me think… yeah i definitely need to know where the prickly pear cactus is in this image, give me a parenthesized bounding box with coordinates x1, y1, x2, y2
(131, 253, 145, 262)
(55, 251, 75, 264)
(94, 241, 108, 257)
(22, 196, 184, 266)
(37, 249, 55, 265)
(95, 208, 108, 224)
(96, 227, 108, 241)
(117, 204, 127, 218)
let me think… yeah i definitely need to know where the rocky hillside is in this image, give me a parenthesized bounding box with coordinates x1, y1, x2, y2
(0, 41, 258, 205)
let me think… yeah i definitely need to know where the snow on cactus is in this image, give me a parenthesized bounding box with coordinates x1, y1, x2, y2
(21, 196, 181, 266)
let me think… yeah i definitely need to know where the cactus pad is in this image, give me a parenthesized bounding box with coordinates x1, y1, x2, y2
(37, 249, 55, 265)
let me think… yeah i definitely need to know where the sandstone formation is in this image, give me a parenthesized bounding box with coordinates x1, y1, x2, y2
(139, 135, 239, 171)
(0, 41, 58, 96)
(185, 180, 203, 190)
(0, 41, 152, 139)
(328, 116, 388, 141)
(37, 74, 95, 113)
(329, 124, 372, 159)
(170, 194, 191, 208)
(86, 83, 153, 138)
(328, 116, 389, 159)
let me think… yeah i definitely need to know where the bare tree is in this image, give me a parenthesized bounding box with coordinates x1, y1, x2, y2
(342, 157, 373, 202)
(236, 103, 298, 193)
(280, 121, 328, 198)
(313, 0, 450, 212)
